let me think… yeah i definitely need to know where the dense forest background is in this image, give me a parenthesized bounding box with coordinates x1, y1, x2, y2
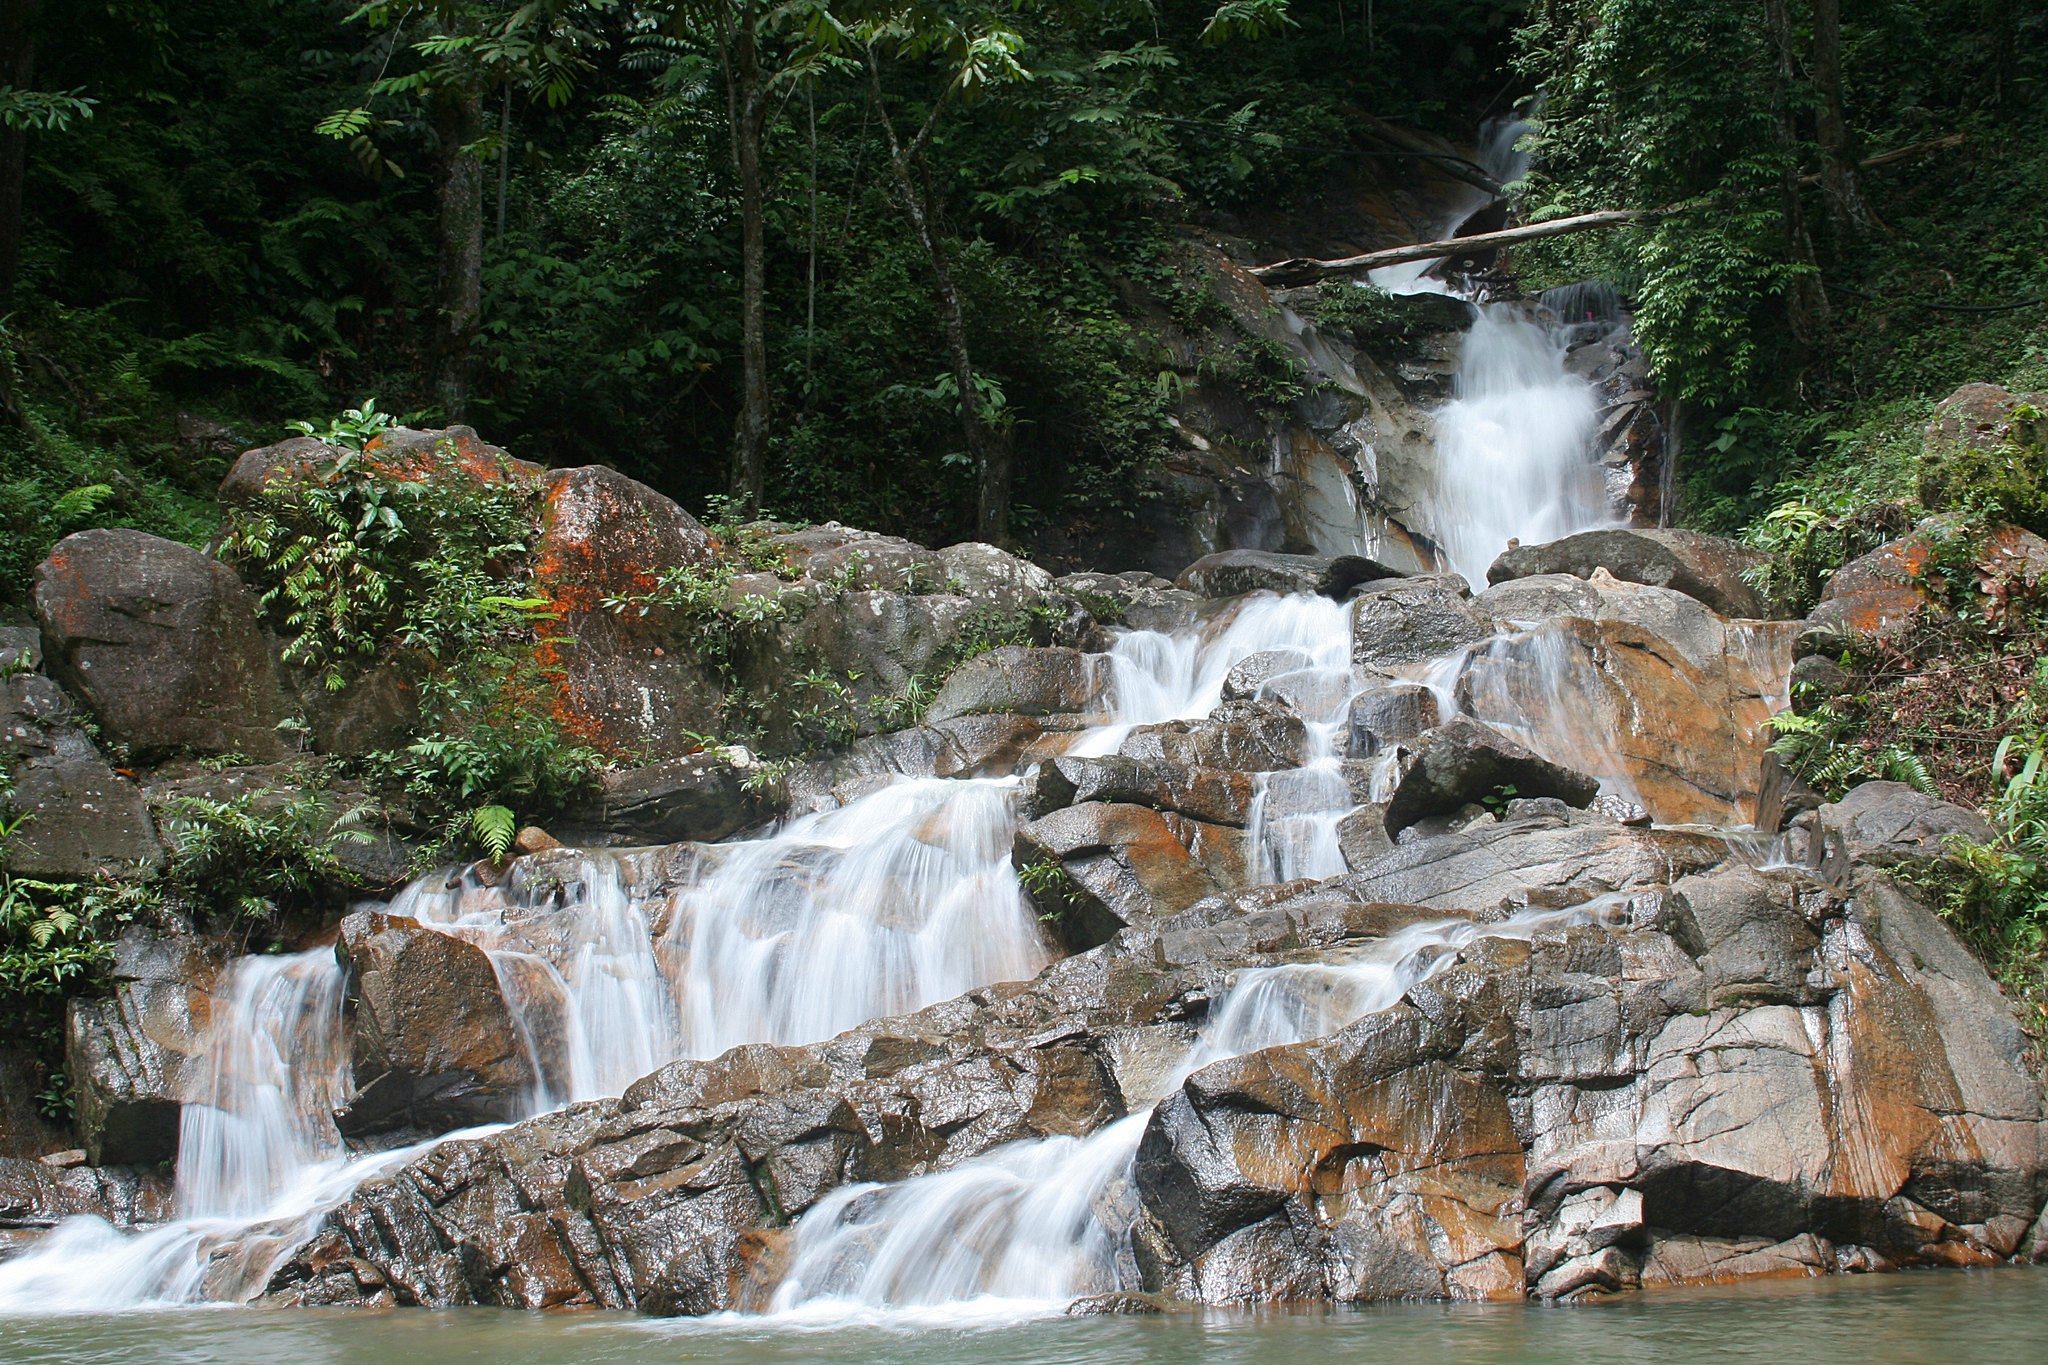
(1, 0, 2044, 592)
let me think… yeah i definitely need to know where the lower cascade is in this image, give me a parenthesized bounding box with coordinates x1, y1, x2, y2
(767, 902, 1617, 1317)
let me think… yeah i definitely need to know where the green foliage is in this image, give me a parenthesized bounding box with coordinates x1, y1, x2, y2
(0, 806, 118, 1058)
(468, 803, 518, 860)
(1939, 733, 2048, 1031)
(1919, 403, 2048, 539)
(287, 397, 395, 450)
(0, 86, 97, 133)
(155, 789, 375, 922)
(222, 432, 538, 688)
(1767, 691, 1936, 802)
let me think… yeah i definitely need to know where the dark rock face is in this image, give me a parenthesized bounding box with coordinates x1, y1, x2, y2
(1345, 682, 1440, 760)
(1380, 719, 1600, 837)
(1016, 802, 1241, 947)
(1350, 575, 1492, 668)
(559, 750, 771, 847)
(333, 911, 536, 1138)
(0, 1156, 174, 1235)
(33, 529, 289, 762)
(1176, 550, 1402, 601)
(531, 465, 723, 761)
(1119, 700, 1305, 772)
(1817, 782, 1994, 865)
(264, 897, 1446, 1311)
(1053, 572, 1199, 635)
(66, 933, 227, 1166)
(1486, 528, 1768, 619)
(1132, 866, 2048, 1304)
(926, 646, 1108, 724)
(1, 672, 159, 880)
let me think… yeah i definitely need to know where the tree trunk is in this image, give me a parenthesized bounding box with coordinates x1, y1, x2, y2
(1811, 0, 1875, 240)
(0, 0, 43, 311)
(1763, 0, 1827, 343)
(1252, 209, 1645, 285)
(868, 62, 1007, 544)
(728, 2, 771, 516)
(433, 87, 484, 421)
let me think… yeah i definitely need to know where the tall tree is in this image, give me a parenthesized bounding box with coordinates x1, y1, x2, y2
(328, 0, 615, 419)
(1810, 0, 1874, 241)
(0, 2, 94, 310)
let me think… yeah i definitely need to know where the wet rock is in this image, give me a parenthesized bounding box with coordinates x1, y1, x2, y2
(1817, 781, 1994, 865)
(67, 932, 228, 1166)
(268, 895, 1439, 1312)
(1032, 754, 1256, 828)
(1016, 802, 1237, 946)
(1341, 814, 1730, 915)
(938, 542, 1055, 608)
(1380, 719, 1599, 838)
(1486, 528, 1768, 619)
(1131, 864, 2048, 1305)
(924, 646, 1107, 724)
(1176, 549, 1401, 601)
(333, 911, 536, 1137)
(1119, 700, 1305, 772)
(558, 750, 770, 847)
(1350, 574, 1492, 668)
(531, 465, 723, 759)
(1221, 648, 1314, 703)
(1462, 573, 1799, 825)
(0, 694, 160, 879)
(0, 1156, 174, 1231)
(1345, 682, 1441, 760)
(33, 529, 289, 761)
(1336, 803, 1393, 869)
(1067, 1291, 1172, 1315)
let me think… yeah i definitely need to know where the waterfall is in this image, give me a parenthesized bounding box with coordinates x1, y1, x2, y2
(0, 587, 1381, 1313)
(766, 899, 1627, 1320)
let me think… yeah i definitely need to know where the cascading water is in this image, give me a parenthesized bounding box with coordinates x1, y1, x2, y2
(765, 900, 1628, 1320)
(1426, 306, 1607, 587)
(0, 587, 1384, 1314)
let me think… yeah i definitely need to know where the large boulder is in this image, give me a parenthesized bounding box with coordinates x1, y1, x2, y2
(1130, 866, 2048, 1304)
(755, 524, 946, 592)
(333, 911, 537, 1137)
(33, 530, 289, 761)
(66, 932, 227, 1166)
(1464, 572, 1799, 825)
(1486, 528, 1768, 619)
(938, 541, 1056, 609)
(1176, 550, 1402, 601)
(924, 646, 1108, 724)
(1380, 719, 1600, 838)
(1803, 520, 2048, 651)
(1345, 683, 1441, 760)
(1350, 574, 1492, 668)
(558, 750, 773, 847)
(530, 466, 723, 760)
(1, 673, 159, 880)
(1053, 571, 1199, 635)
(1015, 802, 1240, 946)
(1817, 781, 1995, 865)
(0, 1157, 174, 1239)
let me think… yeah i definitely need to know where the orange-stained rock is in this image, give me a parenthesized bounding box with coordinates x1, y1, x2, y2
(529, 465, 722, 760)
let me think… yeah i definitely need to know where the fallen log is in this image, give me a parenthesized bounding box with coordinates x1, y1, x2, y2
(1249, 208, 1645, 288)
